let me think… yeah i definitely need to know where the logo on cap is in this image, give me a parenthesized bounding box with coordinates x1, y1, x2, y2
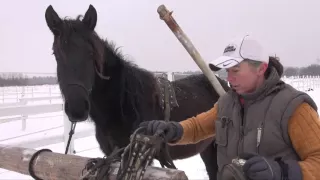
(222, 61, 232, 67)
(223, 44, 236, 53)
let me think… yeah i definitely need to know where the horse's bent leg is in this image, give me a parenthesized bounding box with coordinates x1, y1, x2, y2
(95, 129, 116, 156)
(166, 138, 217, 179)
(200, 140, 218, 180)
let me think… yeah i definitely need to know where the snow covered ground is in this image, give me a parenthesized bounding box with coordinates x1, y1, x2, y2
(0, 77, 319, 179)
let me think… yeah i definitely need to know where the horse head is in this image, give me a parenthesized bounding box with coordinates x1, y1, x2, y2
(45, 5, 104, 122)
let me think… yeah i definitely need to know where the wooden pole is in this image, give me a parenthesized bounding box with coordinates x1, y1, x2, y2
(0, 144, 188, 180)
(157, 5, 226, 96)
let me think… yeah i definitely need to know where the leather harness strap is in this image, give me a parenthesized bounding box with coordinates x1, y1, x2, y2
(156, 73, 179, 122)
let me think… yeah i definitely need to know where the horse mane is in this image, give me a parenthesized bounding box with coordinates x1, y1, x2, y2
(120, 59, 159, 124)
(95, 35, 160, 125)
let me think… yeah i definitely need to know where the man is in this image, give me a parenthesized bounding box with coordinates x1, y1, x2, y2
(139, 35, 320, 180)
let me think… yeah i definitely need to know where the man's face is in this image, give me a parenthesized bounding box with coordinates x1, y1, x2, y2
(226, 61, 267, 94)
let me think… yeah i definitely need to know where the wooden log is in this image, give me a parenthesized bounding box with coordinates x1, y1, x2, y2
(157, 5, 226, 96)
(0, 144, 189, 180)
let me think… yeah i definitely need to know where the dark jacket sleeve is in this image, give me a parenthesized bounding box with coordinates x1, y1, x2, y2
(172, 103, 218, 145)
(288, 102, 320, 180)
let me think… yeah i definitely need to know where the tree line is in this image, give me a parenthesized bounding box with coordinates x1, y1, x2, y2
(283, 64, 320, 77)
(0, 73, 57, 87)
(1, 63, 320, 87)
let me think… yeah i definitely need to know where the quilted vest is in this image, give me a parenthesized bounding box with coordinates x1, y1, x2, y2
(215, 67, 318, 176)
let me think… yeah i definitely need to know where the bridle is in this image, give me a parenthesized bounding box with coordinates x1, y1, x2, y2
(64, 82, 91, 154)
(64, 61, 110, 154)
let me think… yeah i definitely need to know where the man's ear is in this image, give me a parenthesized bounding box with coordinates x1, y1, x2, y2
(258, 63, 268, 76)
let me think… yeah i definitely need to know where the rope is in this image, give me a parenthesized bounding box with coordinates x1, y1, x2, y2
(28, 149, 52, 180)
(27, 122, 75, 179)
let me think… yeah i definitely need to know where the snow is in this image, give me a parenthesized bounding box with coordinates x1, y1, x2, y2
(0, 77, 319, 179)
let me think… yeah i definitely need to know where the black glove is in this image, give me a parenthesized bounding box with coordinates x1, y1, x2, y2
(239, 152, 283, 180)
(138, 120, 183, 143)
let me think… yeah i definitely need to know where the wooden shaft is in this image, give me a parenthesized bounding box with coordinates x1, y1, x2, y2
(0, 144, 188, 180)
(157, 5, 226, 96)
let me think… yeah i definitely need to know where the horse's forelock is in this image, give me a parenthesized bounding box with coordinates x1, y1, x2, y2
(53, 36, 67, 61)
(52, 20, 104, 71)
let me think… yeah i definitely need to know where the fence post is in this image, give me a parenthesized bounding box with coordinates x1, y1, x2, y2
(167, 71, 174, 81)
(21, 115, 27, 131)
(1, 88, 4, 103)
(49, 86, 52, 104)
(31, 86, 34, 100)
(21, 86, 27, 131)
(16, 86, 19, 102)
(63, 106, 75, 154)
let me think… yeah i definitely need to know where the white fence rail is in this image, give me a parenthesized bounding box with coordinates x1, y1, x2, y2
(282, 75, 320, 91)
(0, 84, 85, 155)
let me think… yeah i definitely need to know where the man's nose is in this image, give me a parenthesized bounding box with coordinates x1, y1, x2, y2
(227, 74, 234, 83)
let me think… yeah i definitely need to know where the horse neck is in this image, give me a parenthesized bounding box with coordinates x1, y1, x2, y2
(90, 45, 162, 129)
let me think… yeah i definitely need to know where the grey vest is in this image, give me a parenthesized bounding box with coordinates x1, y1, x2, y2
(215, 68, 318, 173)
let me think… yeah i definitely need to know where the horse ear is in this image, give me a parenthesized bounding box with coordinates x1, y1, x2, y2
(45, 5, 62, 36)
(82, 4, 97, 31)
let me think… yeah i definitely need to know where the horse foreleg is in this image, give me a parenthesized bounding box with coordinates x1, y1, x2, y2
(200, 140, 218, 180)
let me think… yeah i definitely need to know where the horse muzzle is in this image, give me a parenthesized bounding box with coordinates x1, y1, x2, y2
(63, 83, 92, 122)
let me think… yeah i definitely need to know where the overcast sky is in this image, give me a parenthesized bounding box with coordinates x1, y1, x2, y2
(0, 0, 319, 74)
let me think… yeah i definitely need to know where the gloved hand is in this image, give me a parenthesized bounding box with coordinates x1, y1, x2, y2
(138, 120, 183, 143)
(239, 152, 283, 180)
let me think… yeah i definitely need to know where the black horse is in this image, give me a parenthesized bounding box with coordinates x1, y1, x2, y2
(45, 4, 230, 180)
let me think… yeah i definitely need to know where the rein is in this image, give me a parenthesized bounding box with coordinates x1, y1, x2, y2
(64, 62, 110, 155)
(64, 122, 76, 154)
(80, 126, 176, 180)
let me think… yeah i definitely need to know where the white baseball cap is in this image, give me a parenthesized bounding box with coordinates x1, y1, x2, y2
(209, 35, 269, 71)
